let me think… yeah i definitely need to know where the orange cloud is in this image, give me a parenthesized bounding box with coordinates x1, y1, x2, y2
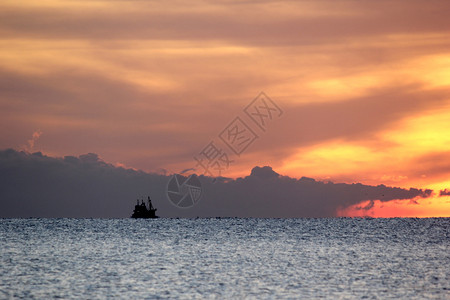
(1, 0, 450, 217)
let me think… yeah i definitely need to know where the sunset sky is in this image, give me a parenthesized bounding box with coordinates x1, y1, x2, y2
(1, 0, 450, 217)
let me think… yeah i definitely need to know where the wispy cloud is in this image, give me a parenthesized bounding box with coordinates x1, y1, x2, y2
(21, 130, 42, 152)
(440, 189, 450, 196)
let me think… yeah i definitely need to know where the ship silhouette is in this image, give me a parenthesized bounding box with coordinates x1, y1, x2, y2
(131, 196, 158, 218)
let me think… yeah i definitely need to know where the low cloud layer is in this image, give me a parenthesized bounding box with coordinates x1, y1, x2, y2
(0, 149, 432, 218)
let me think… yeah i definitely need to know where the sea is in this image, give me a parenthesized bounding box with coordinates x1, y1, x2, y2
(1, 218, 449, 299)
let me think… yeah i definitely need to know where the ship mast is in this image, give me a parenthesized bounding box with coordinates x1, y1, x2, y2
(148, 196, 154, 210)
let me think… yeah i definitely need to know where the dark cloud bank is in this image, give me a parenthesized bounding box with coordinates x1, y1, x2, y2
(0, 149, 432, 218)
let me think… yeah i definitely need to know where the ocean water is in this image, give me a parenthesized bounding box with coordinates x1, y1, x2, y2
(0, 218, 449, 299)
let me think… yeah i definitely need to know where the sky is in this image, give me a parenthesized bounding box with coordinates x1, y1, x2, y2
(1, 0, 450, 217)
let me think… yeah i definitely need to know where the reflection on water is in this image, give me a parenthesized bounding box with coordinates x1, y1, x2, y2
(1, 218, 449, 299)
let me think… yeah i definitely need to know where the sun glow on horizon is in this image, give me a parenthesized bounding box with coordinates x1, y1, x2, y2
(338, 195, 450, 218)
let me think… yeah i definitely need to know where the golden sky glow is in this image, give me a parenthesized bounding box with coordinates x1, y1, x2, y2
(1, 0, 450, 216)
